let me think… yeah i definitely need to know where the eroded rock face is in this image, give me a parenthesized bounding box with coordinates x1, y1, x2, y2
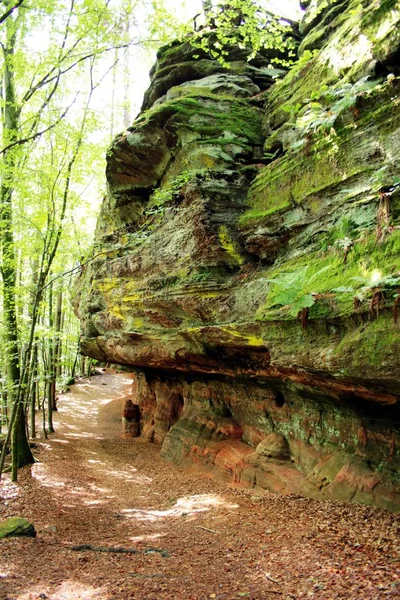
(134, 371, 400, 511)
(74, 1, 400, 511)
(121, 398, 140, 438)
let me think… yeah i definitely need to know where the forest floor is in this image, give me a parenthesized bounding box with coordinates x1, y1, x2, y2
(0, 371, 399, 600)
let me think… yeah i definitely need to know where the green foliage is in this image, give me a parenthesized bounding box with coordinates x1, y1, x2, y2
(282, 102, 302, 119)
(351, 274, 400, 305)
(283, 77, 380, 154)
(190, 0, 297, 68)
(149, 169, 203, 214)
(278, 49, 318, 87)
(257, 228, 400, 322)
(297, 49, 318, 68)
(264, 266, 325, 317)
(370, 166, 400, 193)
(318, 217, 359, 254)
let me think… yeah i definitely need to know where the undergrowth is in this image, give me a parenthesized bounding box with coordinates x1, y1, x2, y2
(256, 229, 400, 323)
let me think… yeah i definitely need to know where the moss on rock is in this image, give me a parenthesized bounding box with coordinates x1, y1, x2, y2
(0, 517, 36, 539)
(73, 2, 400, 510)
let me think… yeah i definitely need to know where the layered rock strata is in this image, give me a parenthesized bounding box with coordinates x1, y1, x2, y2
(74, 0, 400, 511)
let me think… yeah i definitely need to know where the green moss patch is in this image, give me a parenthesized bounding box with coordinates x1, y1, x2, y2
(137, 93, 263, 148)
(0, 517, 36, 539)
(256, 229, 400, 320)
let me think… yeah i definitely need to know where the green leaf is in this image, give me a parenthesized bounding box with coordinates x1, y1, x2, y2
(289, 293, 316, 316)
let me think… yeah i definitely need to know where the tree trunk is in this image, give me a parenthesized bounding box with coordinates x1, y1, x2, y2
(46, 281, 55, 433)
(70, 338, 80, 380)
(0, 13, 34, 478)
(29, 344, 38, 439)
(27, 260, 40, 438)
(123, 17, 131, 129)
(11, 399, 34, 478)
(0, 369, 7, 433)
(54, 289, 63, 381)
(110, 46, 118, 139)
(80, 355, 86, 377)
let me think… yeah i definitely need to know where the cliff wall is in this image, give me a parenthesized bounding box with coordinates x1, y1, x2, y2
(74, 0, 400, 511)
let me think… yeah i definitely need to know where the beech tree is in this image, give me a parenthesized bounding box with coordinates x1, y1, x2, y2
(0, 0, 34, 474)
(0, 0, 180, 479)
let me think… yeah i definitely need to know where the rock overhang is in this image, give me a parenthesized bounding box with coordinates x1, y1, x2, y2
(73, 1, 400, 511)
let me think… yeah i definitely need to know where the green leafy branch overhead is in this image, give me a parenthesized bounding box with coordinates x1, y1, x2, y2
(190, 0, 298, 67)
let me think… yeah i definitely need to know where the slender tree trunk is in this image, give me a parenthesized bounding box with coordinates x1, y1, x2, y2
(0, 369, 7, 433)
(70, 338, 80, 381)
(110, 47, 118, 139)
(39, 335, 48, 439)
(59, 309, 65, 378)
(27, 259, 39, 438)
(0, 13, 34, 478)
(29, 343, 38, 439)
(54, 289, 63, 381)
(41, 390, 47, 440)
(46, 281, 55, 433)
(80, 355, 86, 377)
(123, 18, 131, 129)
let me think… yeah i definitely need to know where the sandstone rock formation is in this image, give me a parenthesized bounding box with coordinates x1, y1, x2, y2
(74, 0, 400, 511)
(121, 398, 140, 438)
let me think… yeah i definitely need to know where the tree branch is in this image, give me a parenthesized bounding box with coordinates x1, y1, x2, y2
(23, 36, 83, 104)
(42, 247, 125, 291)
(0, 0, 24, 25)
(22, 41, 131, 104)
(0, 94, 78, 154)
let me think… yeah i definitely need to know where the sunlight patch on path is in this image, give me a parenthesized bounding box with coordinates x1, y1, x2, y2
(176, 494, 238, 512)
(86, 460, 153, 485)
(53, 373, 134, 443)
(0, 476, 19, 504)
(32, 462, 115, 507)
(85, 451, 153, 485)
(129, 533, 165, 543)
(95, 467, 152, 485)
(121, 493, 238, 522)
(63, 431, 104, 440)
(17, 580, 109, 600)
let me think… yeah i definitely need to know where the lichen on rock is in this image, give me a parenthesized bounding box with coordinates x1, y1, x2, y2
(74, 1, 400, 512)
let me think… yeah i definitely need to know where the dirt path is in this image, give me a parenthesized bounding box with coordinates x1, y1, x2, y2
(1, 371, 399, 600)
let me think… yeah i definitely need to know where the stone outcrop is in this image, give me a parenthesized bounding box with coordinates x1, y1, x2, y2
(74, 0, 400, 511)
(121, 398, 140, 438)
(0, 517, 36, 539)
